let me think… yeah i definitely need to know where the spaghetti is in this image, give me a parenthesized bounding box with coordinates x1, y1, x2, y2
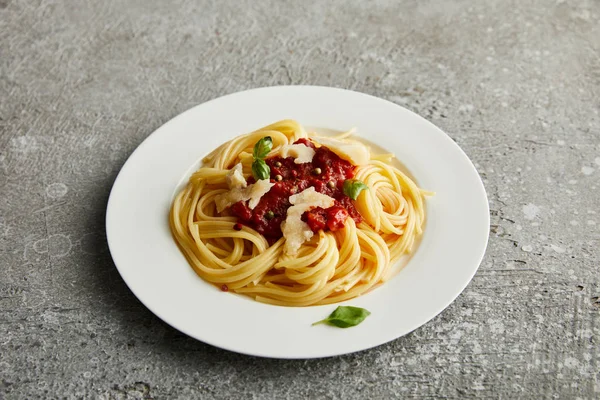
(169, 120, 429, 306)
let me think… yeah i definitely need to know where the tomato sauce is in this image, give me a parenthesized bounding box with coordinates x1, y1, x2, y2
(229, 139, 362, 241)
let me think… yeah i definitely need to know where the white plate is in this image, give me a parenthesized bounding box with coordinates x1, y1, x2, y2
(106, 86, 489, 359)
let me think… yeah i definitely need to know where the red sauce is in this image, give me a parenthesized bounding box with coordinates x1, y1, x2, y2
(229, 139, 362, 241)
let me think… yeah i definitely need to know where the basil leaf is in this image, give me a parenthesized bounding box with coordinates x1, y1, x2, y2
(343, 179, 368, 200)
(252, 159, 270, 180)
(253, 136, 273, 160)
(312, 306, 371, 328)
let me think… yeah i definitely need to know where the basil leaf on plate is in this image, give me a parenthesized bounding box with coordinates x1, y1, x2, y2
(312, 306, 371, 328)
(253, 136, 273, 160)
(252, 159, 270, 180)
(343, 179, 369, 200)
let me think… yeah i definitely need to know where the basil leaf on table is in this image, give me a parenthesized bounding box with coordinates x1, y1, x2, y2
(253, 136, 273, 160)
(252, 159, 270, 180)
(343, 179, 369, 200)
(312, 306, 371, 328)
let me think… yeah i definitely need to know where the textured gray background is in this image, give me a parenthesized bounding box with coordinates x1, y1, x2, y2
(1, 0, 599, 398)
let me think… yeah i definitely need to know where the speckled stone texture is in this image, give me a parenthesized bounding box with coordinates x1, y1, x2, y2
(1, 0, 599, 398)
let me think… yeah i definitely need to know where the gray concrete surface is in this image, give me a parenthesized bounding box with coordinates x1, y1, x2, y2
(1, 0, 599, 398)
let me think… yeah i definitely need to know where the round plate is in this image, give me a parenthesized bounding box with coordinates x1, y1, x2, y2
(106, 86, 489, 359)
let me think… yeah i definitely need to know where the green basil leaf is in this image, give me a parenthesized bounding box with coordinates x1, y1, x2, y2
(343, 179, 369, 200)
(253, 136, 273, 160)
(312, 306, 371, 328)
(252, 159, 270, 180)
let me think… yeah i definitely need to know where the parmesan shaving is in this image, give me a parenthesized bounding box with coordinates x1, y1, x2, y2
(281, 187, 335, 255)
(225, 163, 247, 189)
(247, 179, 274, 209)
(313, 136, 370, 165)
(279, 144, 316, 164)
(215, 178, 275, 213)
